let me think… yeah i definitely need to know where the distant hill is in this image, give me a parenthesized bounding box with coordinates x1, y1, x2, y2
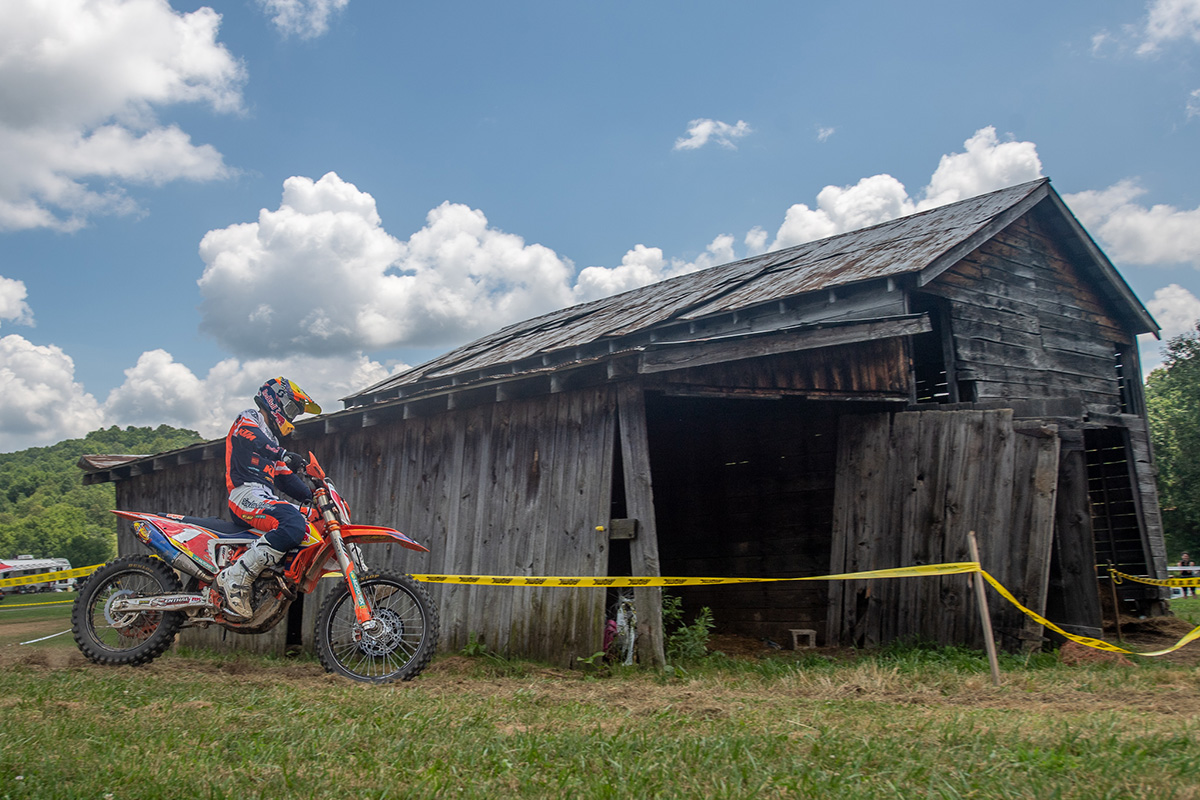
(0, 425, 204, 568)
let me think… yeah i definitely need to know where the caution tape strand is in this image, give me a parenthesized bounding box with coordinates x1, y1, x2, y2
(9, 560, 1197, 657)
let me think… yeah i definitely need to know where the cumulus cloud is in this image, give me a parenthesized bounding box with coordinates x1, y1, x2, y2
(0, 334, 105, 451)
(0, 328, 405, 451)
(768, 127, 1043, 250)
(1146, 284, 1200, 340)
(257, 0, 350, 39)
(103, 349, 401, 438)
(1065, 180, 1200, 268)
(1139, 283, 1200, 373)
(0, 0, 243, 232)
(0, 277, 34, 327)
(573, 236, 736, 303)
(198, 172, 577, 357)
(673, 119, 753, 151)
(1138, 0, 1200, 54)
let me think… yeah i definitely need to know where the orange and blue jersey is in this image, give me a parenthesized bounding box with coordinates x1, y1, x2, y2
(224, 408, 312, 502)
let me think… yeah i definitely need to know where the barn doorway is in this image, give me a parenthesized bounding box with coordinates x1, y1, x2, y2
(643, 394, 860, 646)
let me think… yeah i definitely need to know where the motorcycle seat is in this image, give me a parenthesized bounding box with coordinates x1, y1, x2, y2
(179, 515, 256, 538)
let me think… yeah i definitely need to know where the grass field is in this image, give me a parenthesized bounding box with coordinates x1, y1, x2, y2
(1, 601, 1199, 799)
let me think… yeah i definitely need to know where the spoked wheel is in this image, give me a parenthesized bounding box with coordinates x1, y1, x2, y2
(72, 555, 184, 667)
(315, 570, 439, 683)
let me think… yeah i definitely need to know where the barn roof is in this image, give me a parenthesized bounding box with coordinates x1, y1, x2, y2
(345, 178, 1156, 408)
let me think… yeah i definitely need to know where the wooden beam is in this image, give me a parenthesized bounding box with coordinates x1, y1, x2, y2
(617, 382, 666, 669)
(638, 315, 931, 374)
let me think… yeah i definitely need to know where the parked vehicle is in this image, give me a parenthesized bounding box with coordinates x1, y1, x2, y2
(71, 452, 439, 683)
(0, 556, 75, 594)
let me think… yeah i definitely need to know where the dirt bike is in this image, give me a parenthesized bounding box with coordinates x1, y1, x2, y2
(71, 452, 439, 683)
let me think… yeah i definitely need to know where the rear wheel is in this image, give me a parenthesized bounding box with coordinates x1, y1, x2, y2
(315, 571, 439, 683)
(72, 555, 184, 667)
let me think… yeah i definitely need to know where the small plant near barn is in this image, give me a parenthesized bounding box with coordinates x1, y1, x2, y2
(662, 593, 716, 663)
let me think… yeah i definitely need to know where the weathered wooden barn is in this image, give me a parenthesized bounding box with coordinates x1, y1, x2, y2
(83, 178, 1167, 665)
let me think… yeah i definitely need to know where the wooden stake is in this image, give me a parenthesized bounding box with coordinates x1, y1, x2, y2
(1107, 564, 1123, 644)
(968, 530, 1002, 687)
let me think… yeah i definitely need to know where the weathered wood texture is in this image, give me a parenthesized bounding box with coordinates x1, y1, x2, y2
(922, 211, 1130, 410)
(828, 410, 1060, 652)
(114, 386, 618, 666)
(295, 386, 618, 666)
(617, 383, 666, 668)
(647, 396, 852, 646)
(1044, 435, 1104, 638)
(658, 338, 911, 399)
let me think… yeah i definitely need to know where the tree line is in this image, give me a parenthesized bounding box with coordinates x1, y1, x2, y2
(0, 425, 203, 569)
(1146, 325, 1200, 560)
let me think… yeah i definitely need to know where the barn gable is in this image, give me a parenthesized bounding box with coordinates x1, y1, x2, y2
(84, 179, 1165, 665)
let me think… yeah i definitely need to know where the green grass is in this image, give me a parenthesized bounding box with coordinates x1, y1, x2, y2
(1168, 593, 1200, 625)
(0, 595, 74, 648)
(1, 624, 1199, 799)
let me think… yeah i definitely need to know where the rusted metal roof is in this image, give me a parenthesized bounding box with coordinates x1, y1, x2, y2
(347, 178, 1154, 406)
(76, 454, 148, 472)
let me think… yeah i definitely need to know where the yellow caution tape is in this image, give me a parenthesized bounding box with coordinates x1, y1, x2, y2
(1110, 569, 1200, 588)
(0, 600, 74, 609)
(0, 564, 103, 590)
(980, 569, 1200, 657)
(414, 563, 1200, 658)
(4, 558, 1194, 658)
(411, 562, 978, 587)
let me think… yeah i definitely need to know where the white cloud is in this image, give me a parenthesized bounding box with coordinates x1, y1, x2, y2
(257, 0, 350, 39)
(817, 126, 836, 143)
(0, 277, 34, 327)
(0, 0, 243, 231)
(572, 235, 736, 303)
(1146, 284, 1200, 339)
(1065, 180, 1200, 268)
(102, 349, 401, 439)
(198, 172, 578, 357)
(673, 119, 753, 151)
(1189, 88, 1200, 117)
(919, 127, 1044, 211)
(1138, 0, 1200, 54)
(0, 334, 105, 451)
(1140, 284, 1200, 373)
(768, 127, 1044, 251)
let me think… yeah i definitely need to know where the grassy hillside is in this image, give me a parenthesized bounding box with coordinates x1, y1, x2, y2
(0, 425, 204, 567)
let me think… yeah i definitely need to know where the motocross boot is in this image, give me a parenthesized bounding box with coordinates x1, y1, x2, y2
(215, 538, 287, 620)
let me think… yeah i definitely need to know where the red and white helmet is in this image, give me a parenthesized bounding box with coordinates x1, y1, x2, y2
(255, 377, 320, 437)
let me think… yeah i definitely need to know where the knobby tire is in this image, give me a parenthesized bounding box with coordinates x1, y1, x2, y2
(72, 555, 184, 667)
(316, 570, 439, 683)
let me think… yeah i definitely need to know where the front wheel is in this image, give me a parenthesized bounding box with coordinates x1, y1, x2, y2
(72, 555, 184, 667)
(315, 571, 439, 683)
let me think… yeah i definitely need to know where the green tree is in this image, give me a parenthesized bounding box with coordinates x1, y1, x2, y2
(0, 425, 204, 567)
(1145, 324, 1200, 559)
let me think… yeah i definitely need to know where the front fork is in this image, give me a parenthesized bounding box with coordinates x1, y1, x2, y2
(316, 488, 377, 632)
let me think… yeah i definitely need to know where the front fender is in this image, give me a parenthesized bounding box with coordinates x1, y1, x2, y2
(339, 524, 429, 553)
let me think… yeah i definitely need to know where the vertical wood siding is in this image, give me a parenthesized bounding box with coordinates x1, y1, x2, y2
(298, 385, 619, 666)
(829, 410, 1060, 652)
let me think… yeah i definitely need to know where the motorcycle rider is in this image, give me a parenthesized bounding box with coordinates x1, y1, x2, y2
(216, 377, 321, 620)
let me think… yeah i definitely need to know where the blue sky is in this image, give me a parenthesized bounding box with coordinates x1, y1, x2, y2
(2, 0, 1200, 451)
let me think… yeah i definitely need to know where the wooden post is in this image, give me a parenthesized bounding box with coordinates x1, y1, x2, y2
(1107, 564, 1123, 644)
(968, 530, 1002, 687)
(617, 382, 666, 669)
